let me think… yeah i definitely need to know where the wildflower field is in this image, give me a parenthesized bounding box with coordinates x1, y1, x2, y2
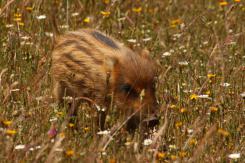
(0, 0, 244, 162)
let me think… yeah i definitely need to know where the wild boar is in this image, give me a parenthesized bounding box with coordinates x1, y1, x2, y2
(51, 29, 158, 131)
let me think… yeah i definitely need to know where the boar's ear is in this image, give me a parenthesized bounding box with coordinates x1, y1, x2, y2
(140, 48, 150, 58)
(104, 56, 118, 72)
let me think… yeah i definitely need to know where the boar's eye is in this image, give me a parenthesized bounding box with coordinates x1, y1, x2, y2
(120, 84, 138, 97)
(120, 84, 133, 93)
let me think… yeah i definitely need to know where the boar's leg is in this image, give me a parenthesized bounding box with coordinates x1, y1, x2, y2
(53, 80, 65, 106)
(98, 110, 107, 131)
(53, 80, 80, 125)
(96, 97, 111, 131)
(126, 116, 140, 133)
(69, 98, 81, 126)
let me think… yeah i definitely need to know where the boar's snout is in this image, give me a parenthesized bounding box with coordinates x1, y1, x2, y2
(125, 94, 159, 132)
(142, 114, 159, 128)
(126, 114, 159, 132)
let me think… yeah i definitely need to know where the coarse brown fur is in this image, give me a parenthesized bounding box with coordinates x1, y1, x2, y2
(51, 29, 158, 131)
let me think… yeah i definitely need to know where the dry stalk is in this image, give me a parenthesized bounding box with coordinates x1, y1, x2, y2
(45, 135, 65, 163)
(188, 124, 217, 163)
(183, 116, 205, 150)
(99, 105, 144, 151)
(45, 98, 79, 163)
(35, 144, 49, 161)
(0, 68, 8, 89)
(2, 81, 19, 104)
(45, 118, 69, 163)
(152, 107, 168, 163)
(0, 0, 15, 17)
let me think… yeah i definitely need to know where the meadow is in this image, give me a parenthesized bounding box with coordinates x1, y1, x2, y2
(0, 0, 244, 162)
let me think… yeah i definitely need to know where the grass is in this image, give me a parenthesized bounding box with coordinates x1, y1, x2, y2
(0, 0, 244, 162)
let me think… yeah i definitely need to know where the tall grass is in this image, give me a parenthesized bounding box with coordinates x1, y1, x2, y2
(0, 0, 244, 162)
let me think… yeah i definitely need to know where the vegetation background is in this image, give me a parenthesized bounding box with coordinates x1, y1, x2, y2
(0, 0, 244, 162)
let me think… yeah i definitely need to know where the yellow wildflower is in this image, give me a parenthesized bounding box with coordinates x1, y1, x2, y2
(175, 121, 183, 128)
(190, 94, 198, 100)
(17, 22, 24, 26)
(207, 73, 216, 79)
(170, 19, 182, 28)
(180, 108, 187, 113)
(83, 127, 90, 133)
(229, 90, 234, 95)
(65, 150, 74, 156)
(103, 0, 110, 4)
(219, 1, 228, 6)
(234, 0, 240, 2)
(171, 19, 182, 25)
(205, 90, 211, 96)
(157, 152, 166, 160)
(83, 17, 90, 23)
(170, 104, 176, 109)
(170, 155, 178, 161)
(14, 13, 21, 18)
(13, 18, 22, 22)
(210, 106, 218, 113)
(170, 24, 177, 28)
(68, 123, 75, 128)
(3, 120, 12, 126)
(56, 111, 64, 117)
(218, 128, 230, 137)
(6, 129, 17, 136)
(109, 159, 116, 163)
(179, 151, 188, 158)
(188, 138, 197, 146)
(26, 7, 33, 11)
(100, 11, 111, 17)
(59, 132, 65, 138)
(132, 7, 142, 13)
(13, 13, 22, 23)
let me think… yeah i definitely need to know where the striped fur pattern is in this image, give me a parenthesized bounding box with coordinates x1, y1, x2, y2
(51, 29, 158, 130)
